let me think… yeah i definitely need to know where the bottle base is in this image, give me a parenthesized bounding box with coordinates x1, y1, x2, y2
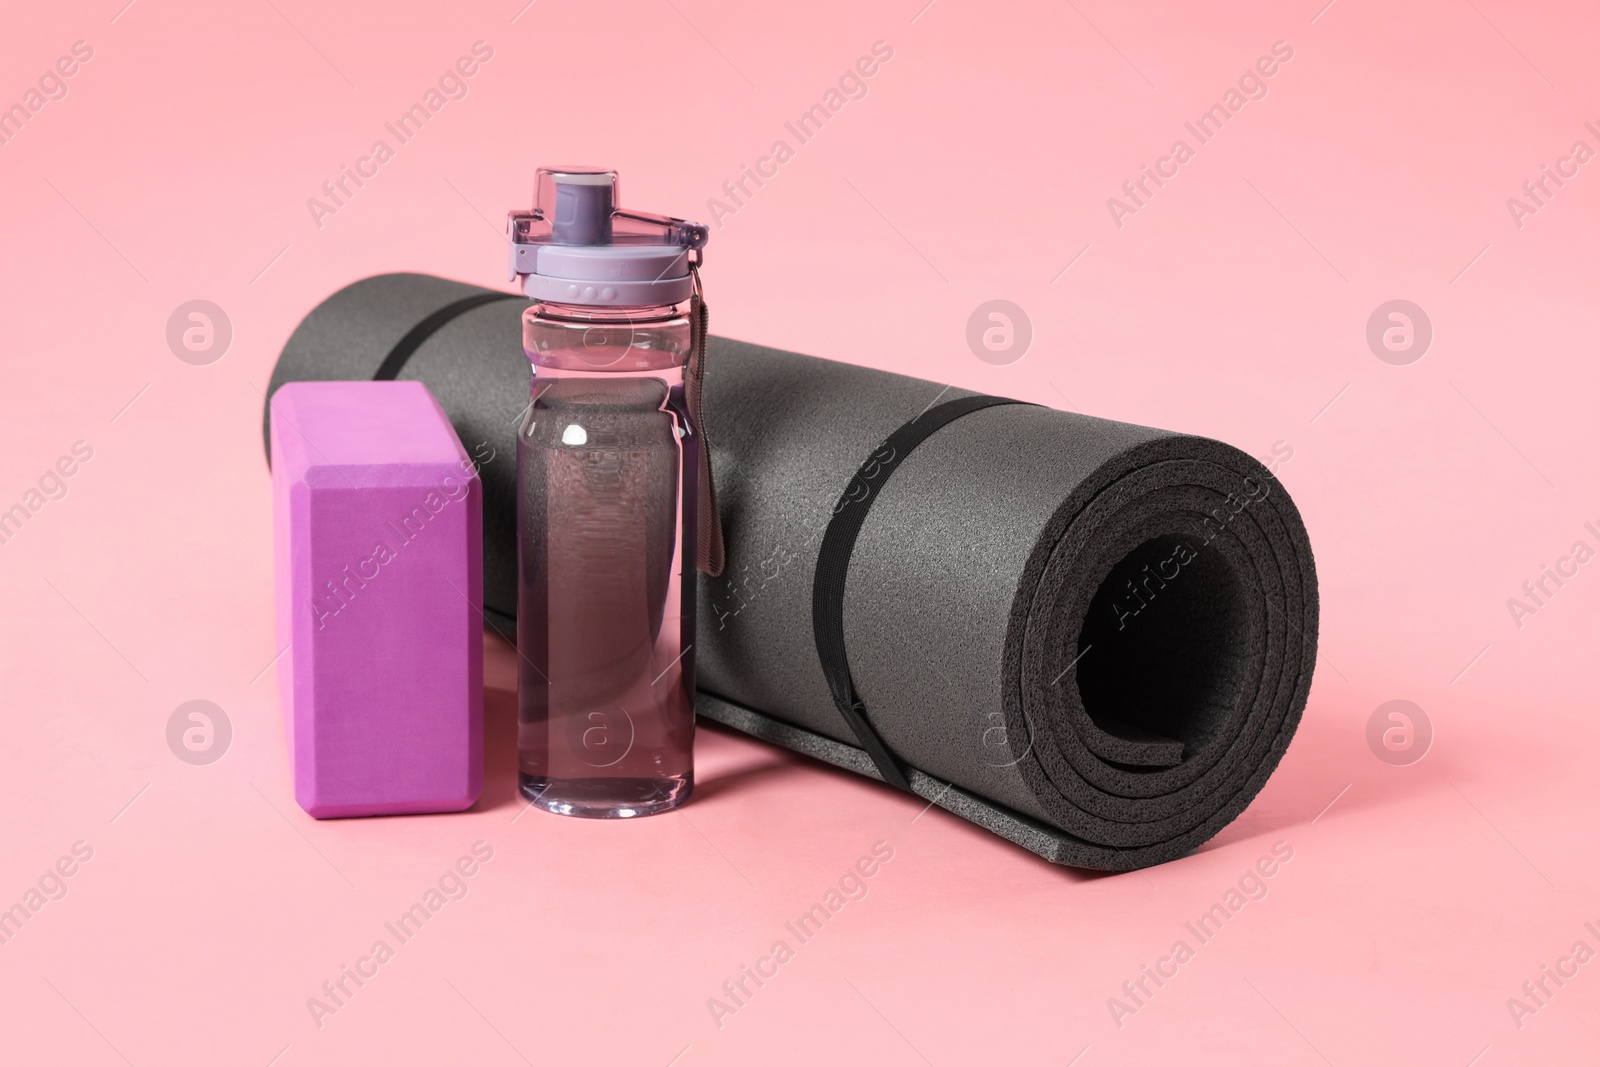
(519, 773, 692, 818)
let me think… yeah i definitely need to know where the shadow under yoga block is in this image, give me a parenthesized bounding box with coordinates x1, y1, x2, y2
(270, 380, 484, 818)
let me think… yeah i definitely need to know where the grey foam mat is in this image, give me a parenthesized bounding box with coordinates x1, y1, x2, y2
(268, 273, 1320, 871)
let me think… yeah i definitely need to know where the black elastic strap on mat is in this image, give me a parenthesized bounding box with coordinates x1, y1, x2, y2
(372, 292, 521, 381)
(812, 395, 1025, 791)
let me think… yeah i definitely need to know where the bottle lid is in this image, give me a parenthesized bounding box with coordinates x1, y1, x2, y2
(508, 166, 708, 307)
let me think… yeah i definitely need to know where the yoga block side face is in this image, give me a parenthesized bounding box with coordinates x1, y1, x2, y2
(270, 381, 483, 818)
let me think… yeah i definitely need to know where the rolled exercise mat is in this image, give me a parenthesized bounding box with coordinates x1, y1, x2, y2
(267, 273, 1319, 870)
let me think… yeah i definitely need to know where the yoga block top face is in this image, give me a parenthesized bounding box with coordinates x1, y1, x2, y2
(270, 380, 483, 819)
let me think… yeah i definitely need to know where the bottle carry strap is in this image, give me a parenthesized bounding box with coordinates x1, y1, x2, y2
(686, 262, 726, 578)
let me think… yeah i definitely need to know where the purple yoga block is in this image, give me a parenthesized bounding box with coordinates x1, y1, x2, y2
(270, 380, 483, 818)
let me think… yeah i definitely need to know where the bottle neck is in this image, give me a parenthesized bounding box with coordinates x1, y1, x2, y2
(523, 300, 693, 374)
(533, 301, 682, 324)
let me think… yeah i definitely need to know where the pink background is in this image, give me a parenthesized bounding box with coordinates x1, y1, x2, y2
(2, 0, 1597, 1063)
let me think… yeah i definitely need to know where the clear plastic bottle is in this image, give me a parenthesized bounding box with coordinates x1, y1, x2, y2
(508, 167, 709, 818)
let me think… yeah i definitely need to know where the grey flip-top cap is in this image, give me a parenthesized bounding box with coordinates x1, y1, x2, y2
(508, 167, 709, 308)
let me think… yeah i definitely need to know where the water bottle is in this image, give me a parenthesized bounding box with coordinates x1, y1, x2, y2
(508, 166, 713, 818)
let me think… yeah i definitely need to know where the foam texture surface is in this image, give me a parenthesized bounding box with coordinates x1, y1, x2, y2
(268, 274, 1318, 867)
(270, 379, 484, 818)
